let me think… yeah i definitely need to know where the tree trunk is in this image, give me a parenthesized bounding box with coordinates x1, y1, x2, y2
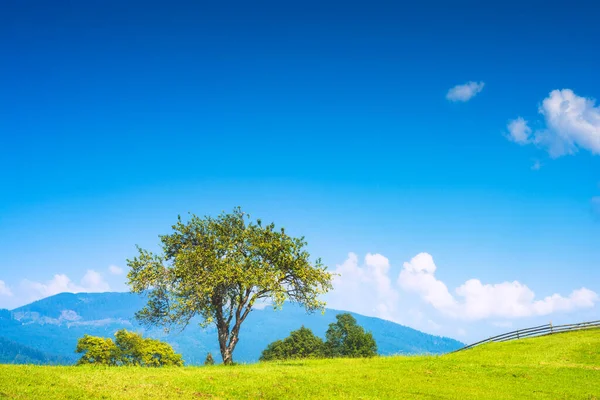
(215, 293, 253, 365)
(216, 319, 245, 365)
(221, 347, 233, 365)
(216, 319, 234, 365)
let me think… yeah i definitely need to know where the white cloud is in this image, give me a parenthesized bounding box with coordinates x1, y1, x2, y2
(21, 270, 110, 302)
(108, 265, 123, 275)
(328, 251, 598, 330)
(252, 298, 273, 310)
(328, 252, 400, 321)
(507, 117, 532, 144)
(81, 270, 110, 291)
(446, 81, 485, 102)
(531, 160, 542, 171)
(398, 253, 598, 320)
(508, 89, 600, 157)
(398, 253, 457, 312)
(0, 280, 13, 297)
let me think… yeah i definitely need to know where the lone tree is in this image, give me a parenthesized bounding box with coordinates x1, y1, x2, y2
(204, 352, 215, 366)
(127, 207, 333, 365)
(260, 326, 324, 361)
(324, 313, 377, 358)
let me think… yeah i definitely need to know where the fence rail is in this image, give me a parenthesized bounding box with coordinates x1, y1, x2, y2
(452, 319, 600, 353)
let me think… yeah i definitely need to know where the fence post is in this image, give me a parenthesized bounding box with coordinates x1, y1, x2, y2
(550, 321, 553, 334)
(516, 330, 520, 339)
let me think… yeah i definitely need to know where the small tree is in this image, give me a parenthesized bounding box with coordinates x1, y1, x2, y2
(204, 352, 215, 365)
(324, 313, 377, 358)
(75, 329, 183, 367)
(127, 208, 333, 364)
(75, 335, 117, 366)
(260, 326, 324, 361)
(114, 330, 183, 367)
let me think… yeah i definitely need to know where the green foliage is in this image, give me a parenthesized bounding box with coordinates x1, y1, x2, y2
(75, 335, 118, 366)
(75, 329, 183, 367)
(260, 326, 324, 361)
(126, 207, 333, 364)
(324, 313, 377, 358)
(3, 330, 600, 399)
(260, 314, 377, 361)
(204, 352, 215, 366)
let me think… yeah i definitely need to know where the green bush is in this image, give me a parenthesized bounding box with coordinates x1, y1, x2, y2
(75, 329, 183, 367)
(260, 326, 324, 361)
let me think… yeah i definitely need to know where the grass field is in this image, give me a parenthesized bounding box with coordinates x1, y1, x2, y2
(0, 330, 598, 399)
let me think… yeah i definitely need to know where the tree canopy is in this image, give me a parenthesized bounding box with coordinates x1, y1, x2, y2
(324, 313, 377, 358)
(127, 207, 333, 364)
(260, 326, 324, 361)
(75, 329, 183, 367)
(75, 335, 117, 366)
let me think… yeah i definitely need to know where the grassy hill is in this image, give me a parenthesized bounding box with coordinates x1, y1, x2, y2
(0, 329, 598, 399)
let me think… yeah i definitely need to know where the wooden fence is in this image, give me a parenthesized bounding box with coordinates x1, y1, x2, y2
(452, 319, 600, 353)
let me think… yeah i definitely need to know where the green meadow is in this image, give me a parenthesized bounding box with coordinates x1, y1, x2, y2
(1, 330, 598, 399)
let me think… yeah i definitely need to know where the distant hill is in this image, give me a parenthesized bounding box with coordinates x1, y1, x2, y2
(0, 292, 463, 365)
(0, 337, 69, 365)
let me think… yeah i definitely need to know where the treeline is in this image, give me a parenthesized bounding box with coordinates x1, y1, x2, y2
(0, 337, 69, 365)
(73, 313, 376, 367)
(260, 313, 377, 361)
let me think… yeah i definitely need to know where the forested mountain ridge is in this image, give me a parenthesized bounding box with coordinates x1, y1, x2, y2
(0, 292, 463, 365)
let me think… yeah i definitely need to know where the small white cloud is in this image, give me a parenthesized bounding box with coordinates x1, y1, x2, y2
(531, 287, 598, 315)
(0, 280, 13, 297)
(446, 81, 485, 102)
(531, 160, 542, 171)
(252, 298, 272, 310)
(21, 270, 110, 302)
(507, 117, 532, 144)
(108, 265, 123, 275)
(80, 270, 110, 292)
(508, 89, 600, 157)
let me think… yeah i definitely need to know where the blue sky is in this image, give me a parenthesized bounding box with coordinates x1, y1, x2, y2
(1, 0, 599, 341)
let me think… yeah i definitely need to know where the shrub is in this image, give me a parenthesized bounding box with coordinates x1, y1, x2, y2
(260, 326, 324, 361)
(75, 335, 117, 366)
(204, 352, 215, 365)
(75, 329, 183, 367)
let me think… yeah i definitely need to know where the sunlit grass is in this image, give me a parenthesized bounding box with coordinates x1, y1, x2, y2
(1, 330, 598, 399)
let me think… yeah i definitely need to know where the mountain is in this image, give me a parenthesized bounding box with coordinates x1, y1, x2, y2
(0, 292, 463, 365)
(0, 337, 70, 365)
